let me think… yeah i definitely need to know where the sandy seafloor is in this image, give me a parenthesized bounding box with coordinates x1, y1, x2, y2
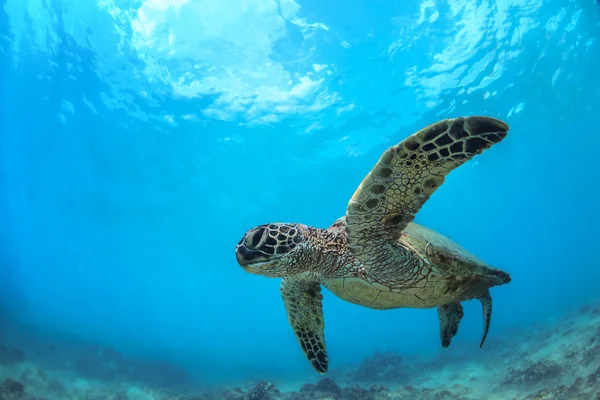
(0, 301, 599, 400)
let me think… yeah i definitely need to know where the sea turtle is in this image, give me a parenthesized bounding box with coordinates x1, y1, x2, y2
(235, 116, 512, 374)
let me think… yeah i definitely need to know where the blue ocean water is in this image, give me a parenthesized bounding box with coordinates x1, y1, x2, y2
(0, 0, 599, 396)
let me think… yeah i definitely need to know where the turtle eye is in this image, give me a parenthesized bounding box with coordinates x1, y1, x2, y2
(247, 227, 266, 249)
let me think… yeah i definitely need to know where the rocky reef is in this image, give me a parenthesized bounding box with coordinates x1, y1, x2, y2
(520, 366, 600, 400)
(502, 359, 564, 387)
(73, 345, 193, 390)
(0, 379, 29, 400)
(215, 378, 470, 400)
(344, 351, 413, 384)
(0, 302, 598, 400)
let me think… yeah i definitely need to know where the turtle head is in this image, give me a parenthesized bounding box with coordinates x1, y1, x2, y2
(235, 223, 307, 277)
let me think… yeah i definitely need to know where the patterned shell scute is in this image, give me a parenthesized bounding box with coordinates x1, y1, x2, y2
(401, 223, 490, 272)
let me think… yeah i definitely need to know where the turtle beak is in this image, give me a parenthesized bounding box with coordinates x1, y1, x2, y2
(235, 245, 281, 276)
(235, 245, 254, 267)
(235, 245, 271, 268)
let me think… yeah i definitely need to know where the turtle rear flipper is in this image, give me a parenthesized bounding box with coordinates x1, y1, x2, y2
(281, 273, 328, 373)
(478, 290, 492, 348)
(438, 302, 464, 348)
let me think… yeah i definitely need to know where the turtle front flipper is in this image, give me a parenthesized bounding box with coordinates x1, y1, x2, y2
(345, 116, 509, 270)
(438, 302, 464, 348)
(281, 273, 328, 373)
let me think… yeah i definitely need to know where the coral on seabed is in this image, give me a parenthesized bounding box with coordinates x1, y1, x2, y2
(0, 378, 31, 400)
(216, 379, 473, 400)
(246, 380, 280, 400)
(291, 378, 343, 400)
(521, 367, 600, 400)
(345, 351, 412, 384)
(0, 301, 599, 400)
(0, 359, 599, 400)
(73, 345, 193, 390)
(502, 359, 564, 386)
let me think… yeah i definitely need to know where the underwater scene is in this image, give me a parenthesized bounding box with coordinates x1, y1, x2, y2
(1, 0, 599, 399)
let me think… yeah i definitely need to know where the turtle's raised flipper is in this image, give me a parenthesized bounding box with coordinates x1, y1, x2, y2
(281, 273, 328, 373)
(345, 117, 509, 269)
(478, 290, 492, 348)
(438, 302, 464, 348)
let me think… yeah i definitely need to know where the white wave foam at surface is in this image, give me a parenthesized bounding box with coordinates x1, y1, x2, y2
(100, 0, 340, 125)
(392, 0, 544, 107)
